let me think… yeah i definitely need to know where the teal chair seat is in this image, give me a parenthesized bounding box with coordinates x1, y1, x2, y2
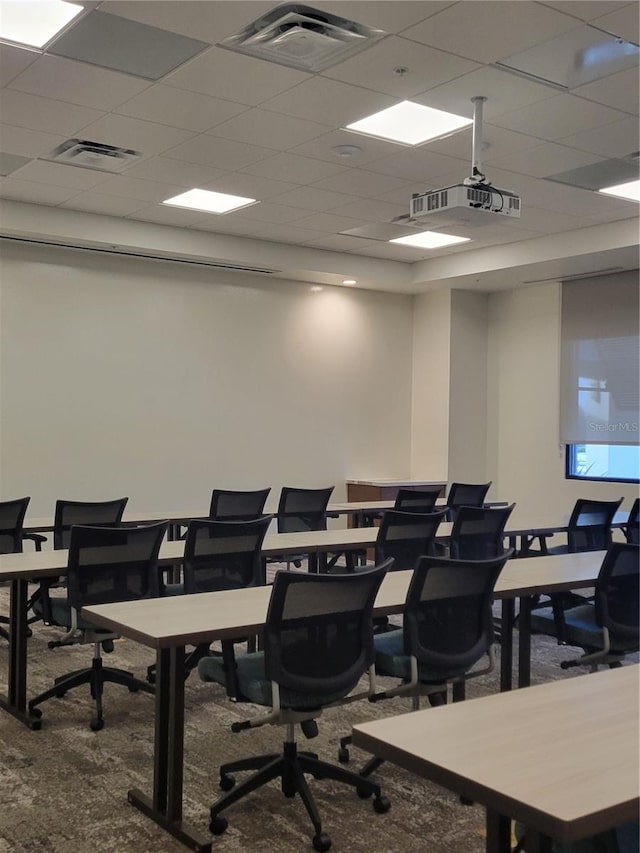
(374, 629, 469, 682)
(530, 604, 638, 653)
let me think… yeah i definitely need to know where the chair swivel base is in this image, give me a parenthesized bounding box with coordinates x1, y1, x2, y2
(28, 656, 153, 730)
(209, 740, 390, 852)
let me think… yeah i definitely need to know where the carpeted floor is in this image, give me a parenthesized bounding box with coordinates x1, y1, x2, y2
(0, 582, 635, 853)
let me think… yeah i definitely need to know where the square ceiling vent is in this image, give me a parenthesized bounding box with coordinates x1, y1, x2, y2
(218, 3, 385, 72)
(45, 139, 141, 173)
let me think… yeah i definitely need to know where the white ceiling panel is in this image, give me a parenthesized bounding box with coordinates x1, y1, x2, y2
(330, 196, 409, 223)
(312, 1, 451, 33)
(494, 142, 603, 178)
(90, 174, 185, 203)
(59, 192, 149, 216)
(573, 68, 640, 115)
(0, 124, 66, 158)
(293, 211, 370, 233)
(428, 125, 540, 164)
(491, 93, 630, 140)
(115, 84, 248, 132)
(230, 202, 307, 225)
(209, 109, 331, 151)
(363, 147, 469, 183)
(242, 152, 347, 185)
(560, 116, 640, 158)
(9, 159, 111, 189)
(126, 203, 212, 227)
(75, 114, 195, 157)
(311, 168, 412, 199)
(145, 133, 270, 170)
(202, 173, 299, 201)
(260, 77, 396, 126)
(289, 128, 401, 166)
(0, 90, 104, 137)
(242, 221, 328, 244)
(262, 185, 362, 212)
(0, 177, 78, 205)
(541, 3, 632, 23)
(403, 1, 578, 64)
(592, 3, 640, 43)
(121, 157, 227, 188)
(0, 44, 39, 88)
(517, 204, 601, 232)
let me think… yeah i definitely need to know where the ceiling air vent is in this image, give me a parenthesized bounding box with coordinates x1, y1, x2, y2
(46, 139, 141, 173)
(218, 4, 385, 72)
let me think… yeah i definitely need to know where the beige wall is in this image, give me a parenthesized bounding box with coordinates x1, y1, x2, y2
(0, 241, 413, 514)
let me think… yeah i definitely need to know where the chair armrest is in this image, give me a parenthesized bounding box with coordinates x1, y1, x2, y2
(23, 532, 47, 552)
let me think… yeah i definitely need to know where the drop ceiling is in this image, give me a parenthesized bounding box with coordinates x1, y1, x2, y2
(0, 0, 637, 293)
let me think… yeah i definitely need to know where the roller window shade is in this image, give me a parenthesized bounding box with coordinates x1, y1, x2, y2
(560, 270, 640, 445)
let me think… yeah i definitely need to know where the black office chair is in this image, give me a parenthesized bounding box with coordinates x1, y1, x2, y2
(272, 486, 334, 571)
(147, 516, 272, 682)
(374, 508, 447, 569)
(529, 542, 639, 670)
(339, 550, 513, 775)
(0, 496, 31, 641)
(446, 481, 492, 520)
(198, 561, 392, 853)
(209, 488, 271, 521)
(29, 521, 167, 730)
(449, 504, 515, 560)
(624, 498, 639, 545)
(393, 486, 442, 513)
(26, 497, 129, 627)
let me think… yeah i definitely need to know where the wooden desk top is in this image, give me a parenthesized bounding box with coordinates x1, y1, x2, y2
(352, 665, 640, 843)
(346, 479, 447, 487)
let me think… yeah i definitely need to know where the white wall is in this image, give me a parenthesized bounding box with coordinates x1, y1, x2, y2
(486, 281, 638, 515)
(0, 241, 413, 514)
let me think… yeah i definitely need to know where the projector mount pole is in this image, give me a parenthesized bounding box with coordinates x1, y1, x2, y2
(466, 95, 488, 186)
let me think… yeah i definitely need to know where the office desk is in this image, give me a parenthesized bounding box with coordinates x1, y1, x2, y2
(352, 665, 640, 853)
(80, 551, 609, 853)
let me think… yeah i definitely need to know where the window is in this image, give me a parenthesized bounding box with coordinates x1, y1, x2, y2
(566, 443, 640, 483)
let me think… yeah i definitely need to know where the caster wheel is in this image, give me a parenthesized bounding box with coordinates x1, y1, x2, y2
(47, 641, 57, 650)
(209, 816, 228, 835)
(90, 718, 104, 732)
(312, 832, 331, 852)
(282, 781, 296, 798)
(356, 785, 372, 800)
(28, 706, 42, 719)
(219, 774, 235, 792)
(102, 640, 114, 653)
(373, 796, 391, 814)
(337, 747, 350, 764)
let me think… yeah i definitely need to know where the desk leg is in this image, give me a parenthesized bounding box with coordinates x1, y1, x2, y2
(486, 810, 512, 853)
(522, 830, 553, 853)
(517, 596, 532, 689)
(128, 646, 211, 853)
(0, 578, 41, 729)
(500, 599, 515, 692)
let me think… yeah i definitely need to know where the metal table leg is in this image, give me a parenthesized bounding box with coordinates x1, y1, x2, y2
(0, 578, 42, 729)
(500, 599, 515, 692)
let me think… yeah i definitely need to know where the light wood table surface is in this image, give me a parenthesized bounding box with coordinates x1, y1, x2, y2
(352, 665, 640, 853)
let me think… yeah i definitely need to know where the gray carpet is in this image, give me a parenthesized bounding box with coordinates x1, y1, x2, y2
(0, 585, 633, 853)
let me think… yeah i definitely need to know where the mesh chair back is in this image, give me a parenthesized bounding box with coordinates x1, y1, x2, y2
(450, 504, 515, 560)
(566, 498, 623, 552)
(54, 498, 129, 550)
(376, 509, 447, 570)
(394, 487, 441, 513)
(183, 516, 272, 594)
(446, 482, 492, 520)
(404, 550, 513, 675)
(624, 498, 639, 545)
(66, 521, 167, 611)
(0, 496, 30, 555)
(263, 560, 391, 699)
(594, 543, 640, 641)
(209, 488, 271, 522)
(276, 486, 334, 534)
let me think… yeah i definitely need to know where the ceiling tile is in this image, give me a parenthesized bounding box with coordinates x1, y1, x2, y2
(293, 211, 370, 233)
(245, 222, 328, 244)
(592, 3, 640, 43)
(232, 202, 307, 225)
(322, 36, 479, 97)
(311, 168, 412, 198)
(0, 177, 77, 205)
(60, 192, 149, 216)
(121, 157, 227, 187)
(242, 152, 346, 185)
(115, 84, 248, 133)
(9, 159, 112, 189)
(164, 47, 309, 106)
(492, 142, 602, 178)
(542, 3, 631, 22)
(126, 204, 210, 227)
(516, 204, 600, 232)
(190, 215, 264, 236)
(75, 114, 195, 158)
(289, 128, 402, 167)
(330, 197, 409, 222)
(0, 90, 104, 137)
(201, 174, 298, 201)
(8, 55, 149, 111)
(428, 125, 540, 164)
(264, 185, 362, 212)
(304, 233, 383, 252)
(363, 147, 468, 183)
(0, 124, 66, 158)
(312, 1, 452, 33)
(91, 174, 186, 203)
(572, 68, 639, 115)
(491, 93, 629, 140)
(402, 1, 578, 64)
(560, 116, 640, 158)
(210, 108, 331, 151)
(164, 134, 273, 170)
(49, 10, 209, 80)
(0, 152, 31, 176)
(351, 241, 427, 261)
(261, 77, 396, 126)
(0, 44, 39, 88)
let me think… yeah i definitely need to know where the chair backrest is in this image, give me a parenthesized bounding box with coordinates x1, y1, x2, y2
(449, 504, 515, 560)
(182, 516, 272, 594)
(446, 481, 492, 517)
(66, 521, 168, 612)
(0, 496, 30, 555)
(566, 498, 623, 552)
(394, 487, 442, 514)
(594, 542, 640, 641)
(208, 488, 271, 522)
(262, 559, 392, 699)
(375, 509, 447, 570)
(276, 486, 334, 534)
(402, 550, 513, 676)
(624, 498, 639, 545)
(53, 497, 129, 550)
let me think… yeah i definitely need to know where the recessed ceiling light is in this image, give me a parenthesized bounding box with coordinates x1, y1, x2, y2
(342, 279, 357, 285)
(332, 145, 362, 158)
(598, 179, 640, 202)
(345, 101, 472, 146)
(390, 232, 470, 249)
(0, 0, 83, 49)
(162, 189, 258, 214)
(310, 285, 324, 292)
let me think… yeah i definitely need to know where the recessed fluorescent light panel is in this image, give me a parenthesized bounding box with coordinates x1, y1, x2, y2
(346, 101, 472, 146)
(598, 180, 640, 202)
(162, 189, 258, 215)
(0, 0, 83, 48)
(390, 232, 470, 249)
